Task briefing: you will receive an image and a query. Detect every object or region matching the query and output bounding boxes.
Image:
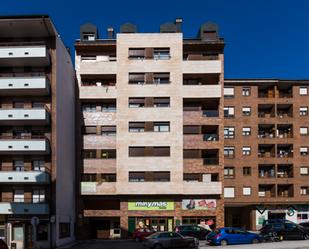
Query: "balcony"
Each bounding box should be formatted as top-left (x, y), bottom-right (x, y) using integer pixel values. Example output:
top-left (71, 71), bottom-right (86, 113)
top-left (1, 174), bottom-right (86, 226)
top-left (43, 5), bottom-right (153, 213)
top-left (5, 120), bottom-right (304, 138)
top-left (0, 75), bottom-right (50, 95)
top-left (277, 164), bottom-right (293, 178)
top-left (0, 43), bottom-right (50, 67)
top-left (0, 171), bottom-right (49, 183)
top-left (277, 144), bottom-right (293, 158)
top-left (277, 104), bottom-right (293, 118)
top-left (183, 181), bottom-right (221, 195)
top-left (277, 184), bottom-right (294, 198)
top-left (259, 165), bottom-right (276, 178)
top-left (81, 182), bottom-right (116, 195)
top-left (258, 184), bottom-right (276, 198)
top-left (258, 144), bottom-right (275, 158)
top-left (0, 108), bottom-right (49, 125)
top-left (258, 124), bottom-right (275, 139)
top-left (0, 201), bottom-right (49, 215)
top-left (0, 138), bottom-right (50, 154)
top-left (83, 135), bottom-right (116, 150)
top-left (258, 104), bottom-right (275, 118)
top-left (182, 85), bottom-right (221, 98)
top-left (83, 159), bottom-right (116, 173)
top-left (182, 60), bottom-right (221, 74)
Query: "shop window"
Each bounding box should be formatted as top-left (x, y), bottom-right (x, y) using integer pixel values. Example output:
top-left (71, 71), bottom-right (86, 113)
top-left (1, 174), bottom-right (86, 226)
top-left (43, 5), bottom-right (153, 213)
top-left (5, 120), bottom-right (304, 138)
top-left (37, 223), bottom-right (49, 241)
top-left (59, 223), bottom-right (70, 239)
top-left (242, 87), bottom-right (251, 96)
top-left (12, 226), bottom-right (24, 241)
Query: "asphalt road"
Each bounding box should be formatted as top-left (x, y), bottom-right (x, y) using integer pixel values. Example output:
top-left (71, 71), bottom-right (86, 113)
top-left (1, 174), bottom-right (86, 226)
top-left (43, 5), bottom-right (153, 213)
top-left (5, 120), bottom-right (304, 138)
top-left (68, 240), bottom-right (309, 249)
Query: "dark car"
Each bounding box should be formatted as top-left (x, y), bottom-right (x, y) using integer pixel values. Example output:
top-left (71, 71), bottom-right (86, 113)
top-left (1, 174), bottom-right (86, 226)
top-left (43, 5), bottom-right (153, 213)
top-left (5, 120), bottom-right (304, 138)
top-left (0, 239), bottom-right (8, 249)
top-left (133, 228), bottom-right (155, 242)
top-left (143, 232), bottom-right (199, 249)
top-left (206, 227), bottom-right (261, 246)
top-left (174, 225), bottom-right (210, 240)
top-left (299, 222), bottom-right (309, 229)
top-left (260, 221), bottom-right (309, 240)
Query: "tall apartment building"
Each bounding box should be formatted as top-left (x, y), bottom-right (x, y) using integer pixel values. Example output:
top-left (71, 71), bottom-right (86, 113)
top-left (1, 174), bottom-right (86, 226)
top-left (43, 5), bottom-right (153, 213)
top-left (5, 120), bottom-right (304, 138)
top-left (223, 79), bottom-right (309, 230)
top-left (0, 15), bottom-right (75, 248)
top-left (75, 19), bottom-right (225, 239)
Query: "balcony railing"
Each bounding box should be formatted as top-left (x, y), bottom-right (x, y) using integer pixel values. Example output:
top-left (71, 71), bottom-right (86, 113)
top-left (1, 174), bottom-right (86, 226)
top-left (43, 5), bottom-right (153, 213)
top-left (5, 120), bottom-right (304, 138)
top-left (203, 158), bottom-right (219, 165)
top-left (202, 110), bottom-right (219, 117)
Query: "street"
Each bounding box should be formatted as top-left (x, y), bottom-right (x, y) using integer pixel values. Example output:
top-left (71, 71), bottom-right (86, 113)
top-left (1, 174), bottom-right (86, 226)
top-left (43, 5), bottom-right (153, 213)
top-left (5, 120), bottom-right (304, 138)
top-left (68, 240), bottom-right (309, 249)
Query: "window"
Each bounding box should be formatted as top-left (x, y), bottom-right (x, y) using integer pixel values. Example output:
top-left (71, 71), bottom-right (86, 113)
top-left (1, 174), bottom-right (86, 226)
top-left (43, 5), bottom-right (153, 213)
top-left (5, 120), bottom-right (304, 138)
top-left (33, 189), bottom-right (45, 203)
top-left (32, 160), bottom-right (45, 171)
top-left (300, 167), bottom-right (309, 175)
top-left (243, 187), bottom-right (251, 196)
top-left (154, 122), bottom-right (170, 132)
top-left (81, 55), bottom-right (96, 61)
top-left (82, 150), bottom-right (96, 159)
top-left (224, 146), bottom-right (235, 158)
top-left (101, 126), bottom-right (116, 136)
top-left (224, 167), bottom-right (235, 179)
top-left (14, 190), bottom-right (24, 203)
top-left (128, 48), bottom-right (145, 59)
top-left (101, 103), bottom-right (116, 112)
top-left (242, 127), bottom-right (251, 136)
top-left (300, 187), bottom-right (309, 196)
top-left (13, 160), bottom-right (24, 171)
top-left (129, 73), bottom-right (145, 84)
top-left (242, 107), bottom-right (251, 116)
top-left (300, 107), bottom-right (308, 116)
top-left (129, 172), bottom-right (145, 182)
top-left (153, 48), bottom-right (170, 60)
top-left (13, 101), bottom-right (24, 108)
top-left (300, 127), bottom-right (308, 136)
top-left (154, 97), bottom-right (170, 107)
top-left (224, 106), bottom-right (235, 118)
top-left (129, 171), bottom-right (170, 182)
top-left (223, 87), bottom-right (234, 98)
top-left (128, 147), bottom-right (170, 157)
top-left (101, 150), bottom-right (116, 159)
top-left (300, 87), bottom-right (308, 96)
top-left (242, 87), bottom-right (251, 96)
top-left (224, 187), bottom-right (235, 198)
top-left (83, 126), bottom-right (96, 135)
top-left (300, 147), bottom-right (309, 156)
top-left (129, 98), bottom-right (145, 108)
top-left (153, 73), bottom-right (170, 84)
top-left (32, 102), bottom-right (45, 109)
top-left (243, 167), bottom-right (251, 176)
top-left (82, 104), bottom-right (96, 112)
top-left (224, 127), bottom-right (235, 139)
top-left (242, 147), bottom-right (251, 156)
top-left (59, 223), bottom-right (71, 239)
top-left (129, 122), bottom-right (145, 132)
top-left (82, 33), bottom-right (95, 41)
top-left (82, 174), bottom-right (96, 182)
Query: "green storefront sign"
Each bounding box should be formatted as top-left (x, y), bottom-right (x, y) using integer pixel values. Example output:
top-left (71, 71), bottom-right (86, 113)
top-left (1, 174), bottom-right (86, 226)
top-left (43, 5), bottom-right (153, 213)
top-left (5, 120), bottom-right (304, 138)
top-left (128, 201), bottom-right (174, 211)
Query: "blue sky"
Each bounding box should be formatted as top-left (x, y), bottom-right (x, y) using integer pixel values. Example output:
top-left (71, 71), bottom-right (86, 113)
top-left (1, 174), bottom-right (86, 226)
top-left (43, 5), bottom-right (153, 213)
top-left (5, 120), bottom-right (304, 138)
top-left (1, 0), bottom-right (309, 79)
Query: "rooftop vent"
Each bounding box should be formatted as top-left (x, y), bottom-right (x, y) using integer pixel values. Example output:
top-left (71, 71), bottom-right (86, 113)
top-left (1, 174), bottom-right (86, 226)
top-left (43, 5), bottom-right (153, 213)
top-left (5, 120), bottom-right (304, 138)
top-left (80, 23), bottom-right (98, 41)
top-left (199, 22), bottom-right (219, 41)
top-left (120, 23), bottom-right (137, 33)
top-left (160, 18), bottom-right (183, 33)
top-left (107, 27), bottom-right (114, 39)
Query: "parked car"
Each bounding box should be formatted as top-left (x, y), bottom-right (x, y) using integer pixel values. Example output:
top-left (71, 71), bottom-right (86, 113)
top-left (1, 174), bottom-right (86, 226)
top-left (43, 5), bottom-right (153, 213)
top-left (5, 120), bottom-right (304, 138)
top-left (206, 227), bottom-right (261, 246)
top-left (174, 225), bottom-right (210, 240)
top-left (299, 222), bottom-right (309, 229)
top-left (133, 228), bottom-right (155, 242)
top-left (260, 221), bottom-right (309, 240)
top-left (143, 232), bottom-right (199, 249)
top-left (0, 239), bottom-right (8, 249)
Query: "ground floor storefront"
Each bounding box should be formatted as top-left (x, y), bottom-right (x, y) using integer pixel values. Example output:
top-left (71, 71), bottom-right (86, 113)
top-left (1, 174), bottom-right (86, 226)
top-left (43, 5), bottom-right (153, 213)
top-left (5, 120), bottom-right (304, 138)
top-left (78, 196), bottom-right (223, 239)
top-left (0, 214), bottom-right (50, 249)
top-left (225, 204), bottom-right (309, 230)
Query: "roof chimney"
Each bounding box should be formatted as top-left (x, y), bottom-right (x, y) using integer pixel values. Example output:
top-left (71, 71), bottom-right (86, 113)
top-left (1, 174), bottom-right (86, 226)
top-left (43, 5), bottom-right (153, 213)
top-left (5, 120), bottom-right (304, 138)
top-left (107, 27), bottom-right (114, 39)
top-left (175, 18), bottom-right (183, 32)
